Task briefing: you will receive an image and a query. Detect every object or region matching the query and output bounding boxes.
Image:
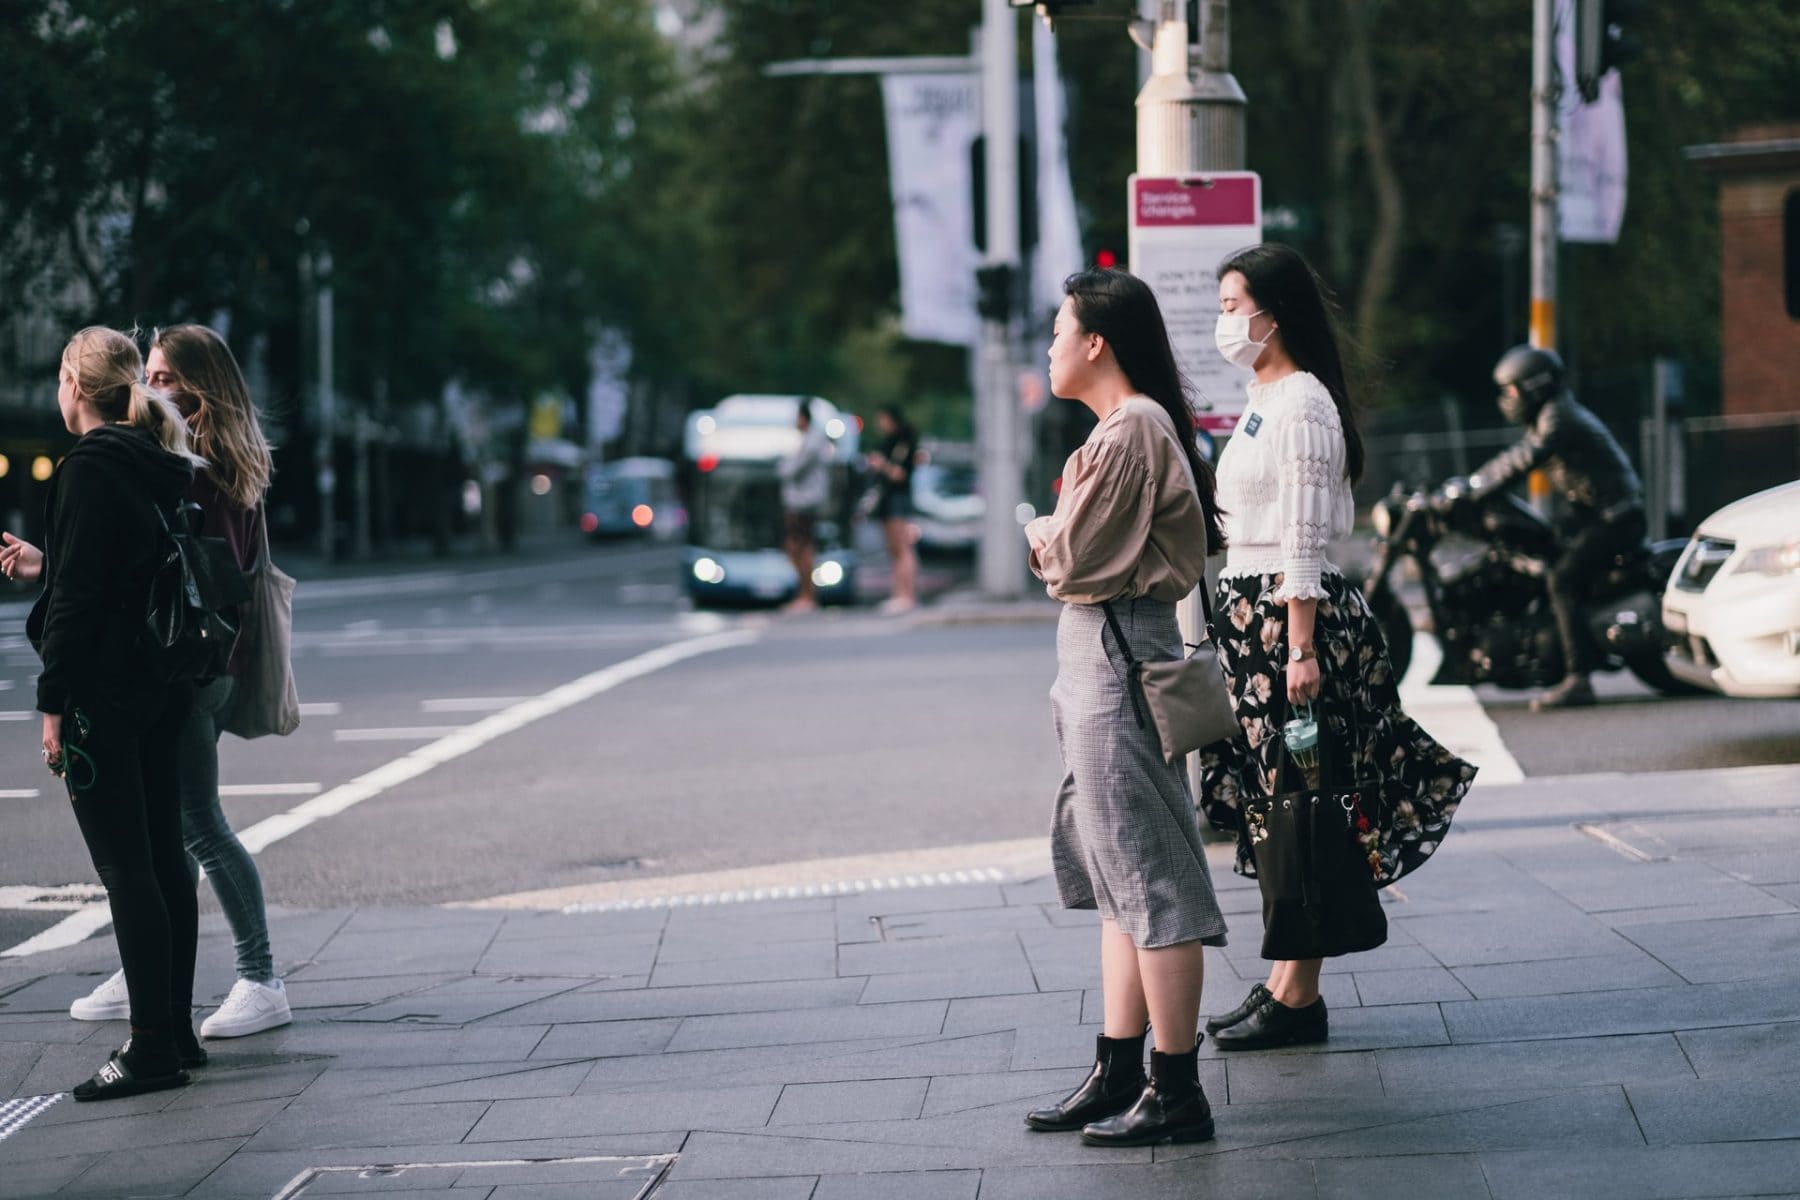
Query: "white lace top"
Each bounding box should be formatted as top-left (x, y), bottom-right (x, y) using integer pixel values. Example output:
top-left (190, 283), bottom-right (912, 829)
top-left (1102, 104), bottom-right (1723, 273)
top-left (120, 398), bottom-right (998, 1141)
top-left (1213, 371), bottom-right (1354, 601)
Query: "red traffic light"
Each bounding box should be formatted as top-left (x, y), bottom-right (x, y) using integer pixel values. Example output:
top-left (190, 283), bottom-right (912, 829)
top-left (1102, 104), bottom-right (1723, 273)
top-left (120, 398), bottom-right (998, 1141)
top-left (1095, 248), bottom-right (1118, 269)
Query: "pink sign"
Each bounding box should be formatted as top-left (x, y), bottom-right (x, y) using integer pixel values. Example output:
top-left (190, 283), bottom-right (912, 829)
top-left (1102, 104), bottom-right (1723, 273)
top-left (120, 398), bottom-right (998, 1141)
top-left (1133, 177), bottom-right (1258, 227)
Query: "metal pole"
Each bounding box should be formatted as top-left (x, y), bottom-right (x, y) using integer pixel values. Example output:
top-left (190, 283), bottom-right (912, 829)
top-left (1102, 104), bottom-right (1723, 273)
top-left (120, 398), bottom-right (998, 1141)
top-left (977, 0), bottom-right (1024, 599)
top-left (1136, 0), bottom-right (1244, 800)
top-left (315, 250), bottom-right (337, 564)
top-left (1529, 0), bottom-right (1558, 351)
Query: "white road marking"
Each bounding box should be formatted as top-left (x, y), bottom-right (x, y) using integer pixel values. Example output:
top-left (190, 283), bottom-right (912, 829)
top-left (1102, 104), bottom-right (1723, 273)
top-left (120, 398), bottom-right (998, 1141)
top-left (420, 697), bottom-right (531, 713)
top-left (297, 702), bottom-right (342, 717)
top-left (0, 629), bottom-right (760, 958)
top-left (333, 726), bottom-right (469, 742)
top-left (0, 884), bottom-right (107, 910)
top-left (0, 679), bottom-right (15, 690)
top-left (1398, 632), bottom-right (1526, 784)
top-left (0, 789), bottom-right (40, 799)
top-left (0, 711), bottom-right (33, 721)
top-left (218, 783), bottom-right (323, 798)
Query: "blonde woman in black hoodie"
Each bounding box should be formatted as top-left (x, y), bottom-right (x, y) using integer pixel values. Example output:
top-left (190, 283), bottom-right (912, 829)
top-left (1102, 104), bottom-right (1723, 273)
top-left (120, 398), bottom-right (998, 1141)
top-left (25, 327), bottom-right (207, 1100)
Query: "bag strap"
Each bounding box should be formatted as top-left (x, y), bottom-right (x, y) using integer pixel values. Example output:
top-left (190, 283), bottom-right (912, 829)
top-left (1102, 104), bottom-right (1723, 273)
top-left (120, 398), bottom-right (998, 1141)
top-left (1099, 601), bottom-right (1150, 732)
top-left (254, 504), bottom-right (271, 571)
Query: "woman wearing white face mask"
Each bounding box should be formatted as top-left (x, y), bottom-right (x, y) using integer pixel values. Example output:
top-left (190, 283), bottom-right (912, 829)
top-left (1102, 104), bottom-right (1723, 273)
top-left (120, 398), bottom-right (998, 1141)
top-left (1197, 243), bottom-right (1476, 1051)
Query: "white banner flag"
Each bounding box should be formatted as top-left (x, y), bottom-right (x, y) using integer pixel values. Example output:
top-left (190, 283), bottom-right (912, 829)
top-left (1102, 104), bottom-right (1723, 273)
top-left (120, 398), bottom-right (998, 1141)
top-left (880, 73), bottom-right (982, 347)
top-left (1555, 0), bottom-right (1628, 243)
top-left (1030, 20), bottom-right (1085, 324)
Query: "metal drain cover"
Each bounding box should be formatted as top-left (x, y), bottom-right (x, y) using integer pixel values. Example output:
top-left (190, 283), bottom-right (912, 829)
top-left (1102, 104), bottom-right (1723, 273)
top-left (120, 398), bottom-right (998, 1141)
top-left (272, 1153), bottom-right (675, 1198)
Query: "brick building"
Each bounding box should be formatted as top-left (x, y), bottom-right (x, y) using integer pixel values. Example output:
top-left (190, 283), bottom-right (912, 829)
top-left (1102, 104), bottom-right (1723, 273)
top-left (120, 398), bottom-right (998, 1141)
top-left (1687, 123), bottom-right (1800, 416)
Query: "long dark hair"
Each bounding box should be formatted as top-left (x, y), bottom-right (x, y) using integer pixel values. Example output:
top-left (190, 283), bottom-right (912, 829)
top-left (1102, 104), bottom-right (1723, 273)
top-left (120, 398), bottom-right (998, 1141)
top-left (1216, 243), bottom-right (1365, 484)
top-left (1064, 268), bottom-right (1227, 552)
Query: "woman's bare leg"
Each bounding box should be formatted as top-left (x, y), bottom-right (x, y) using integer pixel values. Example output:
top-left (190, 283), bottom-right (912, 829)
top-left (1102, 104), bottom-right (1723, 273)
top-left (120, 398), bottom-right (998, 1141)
top-left (1137, 940), bottom-right (1205, 1053)
top-left (1100, 919), bottom-right (1150, 1037)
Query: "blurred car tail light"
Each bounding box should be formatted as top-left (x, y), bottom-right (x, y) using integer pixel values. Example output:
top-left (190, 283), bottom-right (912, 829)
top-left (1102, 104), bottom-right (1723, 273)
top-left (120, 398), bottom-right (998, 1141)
top-left (632, 504), bottom-right (654, 528)
top-left (579, 512), bottom-right (599, 533)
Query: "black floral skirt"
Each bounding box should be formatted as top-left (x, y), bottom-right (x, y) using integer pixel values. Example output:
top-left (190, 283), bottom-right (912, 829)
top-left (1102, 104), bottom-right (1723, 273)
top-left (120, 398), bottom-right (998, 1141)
top-left (1199, 570), bottom-right (1477, 885)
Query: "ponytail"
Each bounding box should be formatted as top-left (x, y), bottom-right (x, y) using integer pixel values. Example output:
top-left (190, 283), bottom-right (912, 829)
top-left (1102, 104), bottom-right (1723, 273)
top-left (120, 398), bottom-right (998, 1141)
top-left (127, 382), bottom-right (206, 468)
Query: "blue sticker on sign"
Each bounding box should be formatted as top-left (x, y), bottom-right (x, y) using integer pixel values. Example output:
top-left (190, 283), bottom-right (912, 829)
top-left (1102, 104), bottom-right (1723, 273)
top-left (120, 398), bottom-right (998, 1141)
top-left (1243, 413), bottom-right (1263, 437)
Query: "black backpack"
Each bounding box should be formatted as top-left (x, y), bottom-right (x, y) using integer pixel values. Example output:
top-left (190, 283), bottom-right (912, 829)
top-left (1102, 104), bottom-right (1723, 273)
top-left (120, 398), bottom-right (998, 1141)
top-left (142, 501), bottom-right (251, 684)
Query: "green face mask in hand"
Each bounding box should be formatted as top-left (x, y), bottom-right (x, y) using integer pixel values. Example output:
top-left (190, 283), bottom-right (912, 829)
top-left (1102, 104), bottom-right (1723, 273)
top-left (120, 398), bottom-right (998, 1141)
top-left (48, 708), bottom-right (98, 796)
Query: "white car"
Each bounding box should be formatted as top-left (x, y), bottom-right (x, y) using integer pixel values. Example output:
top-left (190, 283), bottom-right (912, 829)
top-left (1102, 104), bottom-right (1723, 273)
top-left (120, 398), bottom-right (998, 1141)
top-left (1661, 479), bottom-right (1800, 698)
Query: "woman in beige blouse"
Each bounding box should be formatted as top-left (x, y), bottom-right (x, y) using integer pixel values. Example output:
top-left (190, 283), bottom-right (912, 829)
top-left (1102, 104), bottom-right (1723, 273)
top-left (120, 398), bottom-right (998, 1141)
top-left (1020, 268), bottom-right (1230, 1148)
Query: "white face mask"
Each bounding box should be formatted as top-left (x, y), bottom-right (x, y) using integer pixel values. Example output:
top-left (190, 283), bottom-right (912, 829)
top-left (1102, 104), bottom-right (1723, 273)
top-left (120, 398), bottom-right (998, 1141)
top-left (1214, 308), bottom-right (1272, 370)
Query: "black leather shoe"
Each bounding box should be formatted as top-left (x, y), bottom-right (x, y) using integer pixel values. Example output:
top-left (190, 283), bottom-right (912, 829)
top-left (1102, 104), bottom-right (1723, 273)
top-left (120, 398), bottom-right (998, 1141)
top-left (1024, 1032), bottom-right (1146, 1132)
top-left (1205, 983), bottom-right (1271, 1034)
top-left (1081, 1047), bottom-right (1215, 1147)
top-left (1212, 995), bottom-right (1328, 1051)
top-left (72, 1046), bottom-right (190, 1103)
top-left (1531, 673), bottom-right (1595, 711)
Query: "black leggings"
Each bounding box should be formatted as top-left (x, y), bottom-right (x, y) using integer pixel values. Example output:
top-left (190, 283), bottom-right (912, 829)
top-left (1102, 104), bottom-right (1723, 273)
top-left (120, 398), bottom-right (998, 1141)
top-left (65, 690), bottom-right (197, 1036)
top-left (1548, 510), bottom-right (1647, 675)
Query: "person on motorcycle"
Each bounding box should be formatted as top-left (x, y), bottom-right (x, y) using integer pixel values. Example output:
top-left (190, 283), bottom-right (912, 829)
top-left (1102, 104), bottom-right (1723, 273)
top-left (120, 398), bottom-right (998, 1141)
top-left (1452, 345), bottom-right (1646, 710)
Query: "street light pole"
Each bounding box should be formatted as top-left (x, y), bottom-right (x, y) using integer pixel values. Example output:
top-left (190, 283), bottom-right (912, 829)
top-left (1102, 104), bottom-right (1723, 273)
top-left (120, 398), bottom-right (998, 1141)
top-left (977, 0), bottom-right (1025, 600)
top-left (1529, 0), bottom-right (1558, 352)
top-left (315, 249), bottom-right (337, 564)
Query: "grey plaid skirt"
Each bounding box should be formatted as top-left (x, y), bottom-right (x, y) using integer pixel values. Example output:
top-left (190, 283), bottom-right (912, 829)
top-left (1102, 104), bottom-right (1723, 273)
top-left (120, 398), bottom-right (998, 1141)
top-left (1049, 599), bottom-right (1229, 949)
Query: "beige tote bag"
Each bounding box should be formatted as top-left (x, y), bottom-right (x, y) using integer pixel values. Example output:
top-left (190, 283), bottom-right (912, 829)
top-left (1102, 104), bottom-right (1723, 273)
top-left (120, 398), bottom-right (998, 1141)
top-left (221, 510), bottom-right (300, 739)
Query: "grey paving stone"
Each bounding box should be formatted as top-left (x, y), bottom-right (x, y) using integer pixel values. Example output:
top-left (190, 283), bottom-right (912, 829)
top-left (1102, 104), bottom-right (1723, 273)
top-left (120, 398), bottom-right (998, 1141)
top-left (1376, 1032), bottom-right (1696, 1095)
top-left (1013, 1022), bottom-right (1108, 1071)
top-left (1224, 1050), bottom-right (1382, 1104)
top-left (0, 974), bottom-right (111, 1015)
top-left (837, 886), bottom-right (1010, 921)
top-left (942, 992), bottom-right (1082, 1036)
top-left (496, 907), bottom-right (670, 939)
top-left (476, 935), bottom-right (663, 977)
top-left (529, 1018), bottom-right (681, 1060)
top-left (340, 977), bottom-right (591, 1026)
top-left (1449, 951), bottom-right (1684, 999)
top-left (487, 978), bottom-right (869, 1026)
top-left (577, 1035), bottom-right (1004, 1094)
top-left (1676, 1021), bottom-right (1800, 1080)
top-left (3, 1096), bottom-right (287, 1163)
top-left (650, 941), bottom-right (839, 988)
top-left (488, 1186), bottom-right (641, 1200)
top-left (291, 1061), bottom-right (591, 1105)
top-left (1313, 1153), bottom-right (1492, 1200)
top-left (358, 1060), bottom-right (597, 1104)
top-left (467, 1085), bottom-right (782, 1140)
top-left (453, 1157), bottom-right (673, 1187)
top-left (874, 906), bottom-right (1052, 940)
top-left (187, 1137), bottom-right (686, 1198)
top-left (1628, 1076), bottom-right (1800, 1145)
top-left (654, 1180), bottom-right (818, 1200)
top-left (1481, 1142), bottom-right (1800, 1200)
top-left (858, 964), bottom-right (1040, 1004)
top-left (976, 1159), bottom-right (1319, 1200)
top-left (0, 1014), bottom-right (110, 1047)
top-left (266, 1022), bottom-right (555, 1067)
top-left (811, 1169), bottom-right (981, 1200)
top-left (0, 1150), bottom-right (96, 1196)
top-left (282, 973), bottom-right (470, 1010)
top-left (56, 1134), bottom-right (247, 1198)
top-left (1441, 979), bottom-right (1800, 1043)
top-left (771, 1078), bottom-right (929, 1125)
top-left (659, 908), bottom-right (837, 948)
top-left (1223, 1086), bottom-right (1645, 1159)
top-left (242, 1100), bottom-right (491, 1152)
top-left (1351, 965), bottom-right (1474, 1006)
top-left (0, 1040), bottom-right (41, 1094)
top-left (999, 878), bottom-right (1062, 907)
top-left (667, 1001), bottom-right (947, 1053)
top-left (1016, 928), bottom-right (1104, 993)
top-left (1397, 907), bottom-right (1633, 968)
top-left (1286, 1001), bottom-right (1448, 1053)
top-left (1616, 912), bottom-right (1800, 984)
top-left (163, 1059), bottom-right (330, 1110)
top-left (837, 910), bottom-right (888, 944)
top-left (838, 933), bottom-right (1029, 979)
top-left (920, 1067), bottom-right (1100, 1119)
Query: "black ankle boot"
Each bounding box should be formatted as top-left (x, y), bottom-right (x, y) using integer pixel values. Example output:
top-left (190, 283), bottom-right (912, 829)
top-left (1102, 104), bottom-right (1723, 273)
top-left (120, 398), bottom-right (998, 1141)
top-left (1205, 982), bottom-right (1271, 1034)
top-left (1080, 1046), bottom-right (1215, 1147)
top-left (1212, 995), bottom-right (1329, 1051)
top-left (1024, 1032), bottom-right (1146, 1132)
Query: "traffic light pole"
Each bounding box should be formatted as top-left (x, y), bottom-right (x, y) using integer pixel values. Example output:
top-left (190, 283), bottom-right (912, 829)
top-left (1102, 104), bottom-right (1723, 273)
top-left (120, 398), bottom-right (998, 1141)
top-left (976, 0), bottom-right (1026, 600)
top-left (1529, 0), bottom-right (1558, 352)
top-left (1135, 0), bottom-right (1244, 798)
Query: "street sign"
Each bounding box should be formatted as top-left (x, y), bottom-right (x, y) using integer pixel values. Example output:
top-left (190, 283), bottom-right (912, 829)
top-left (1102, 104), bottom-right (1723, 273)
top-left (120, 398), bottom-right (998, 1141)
top-left (1128, 172), bottom-right (1262, 435)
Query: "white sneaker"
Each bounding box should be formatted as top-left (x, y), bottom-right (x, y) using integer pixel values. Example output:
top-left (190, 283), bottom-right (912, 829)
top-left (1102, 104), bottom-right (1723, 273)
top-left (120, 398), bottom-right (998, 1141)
top-left (200, 978), bottom-right (292, 1039)
top-left (70, 969), bottom-right (130, 1022)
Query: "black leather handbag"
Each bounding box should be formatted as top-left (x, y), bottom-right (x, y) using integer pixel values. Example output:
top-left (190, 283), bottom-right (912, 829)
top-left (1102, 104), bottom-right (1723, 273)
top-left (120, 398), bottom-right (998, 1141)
top-left (1243, 699), bottom-right (1389, 961)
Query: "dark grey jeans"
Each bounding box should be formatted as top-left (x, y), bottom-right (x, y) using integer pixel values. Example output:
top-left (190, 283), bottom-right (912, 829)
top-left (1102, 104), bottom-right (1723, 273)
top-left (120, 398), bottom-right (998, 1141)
top-left (180, 676), bottom-right (275, 983)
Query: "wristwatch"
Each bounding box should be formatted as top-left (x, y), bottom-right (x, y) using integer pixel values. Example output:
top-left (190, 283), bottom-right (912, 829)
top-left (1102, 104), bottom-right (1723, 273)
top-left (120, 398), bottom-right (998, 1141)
top-left (1289, 643), bottom-right (1317, 664)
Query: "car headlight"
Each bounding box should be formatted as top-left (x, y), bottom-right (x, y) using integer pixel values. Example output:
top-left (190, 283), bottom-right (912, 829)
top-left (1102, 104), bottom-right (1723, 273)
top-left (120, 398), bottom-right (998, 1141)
top-left (1733, 537), bottom-right (1800, 577)
top-left (812, 561), bottom-right (845, 588)
top-left (693, 557), bottom-right (725, 584)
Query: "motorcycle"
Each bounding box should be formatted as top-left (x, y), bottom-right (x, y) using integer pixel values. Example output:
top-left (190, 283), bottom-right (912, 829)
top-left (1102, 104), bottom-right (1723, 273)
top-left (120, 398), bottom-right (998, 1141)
top-left (1359, 478), bottom-right (1694, 695)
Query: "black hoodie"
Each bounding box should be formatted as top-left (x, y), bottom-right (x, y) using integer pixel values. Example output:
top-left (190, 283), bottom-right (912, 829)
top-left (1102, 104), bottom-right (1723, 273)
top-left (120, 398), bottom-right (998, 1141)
top-left (28, 423), bottom-right (195, 723)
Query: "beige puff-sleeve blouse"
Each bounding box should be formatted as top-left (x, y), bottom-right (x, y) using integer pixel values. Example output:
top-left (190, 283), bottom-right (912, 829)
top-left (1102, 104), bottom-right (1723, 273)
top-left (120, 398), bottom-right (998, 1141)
top-left (1025, 396), bottom-right (1212, 605)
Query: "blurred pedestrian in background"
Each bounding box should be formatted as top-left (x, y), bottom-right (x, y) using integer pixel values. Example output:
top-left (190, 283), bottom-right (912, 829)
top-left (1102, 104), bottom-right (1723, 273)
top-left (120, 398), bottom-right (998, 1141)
top-left (61, 326), bottom-right (292, 1041)
top-left (1199, 243), bottom-right (1476, 1051)
top-left (1022, 268), bottom-right (1229, 1148)
top-left (20, 327), bottom-right (206, 1100)
top-left (865, 404), bottom-right (919, 615)
top-left (777, 400), bottom-right (831, 614)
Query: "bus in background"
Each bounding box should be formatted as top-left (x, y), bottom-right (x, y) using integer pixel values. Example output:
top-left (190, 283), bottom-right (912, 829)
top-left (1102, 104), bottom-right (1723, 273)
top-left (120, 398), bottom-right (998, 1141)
top-left (682, 394), bottom-right (860, 607)
top-left (581, 456), bottom-right (684, 540)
